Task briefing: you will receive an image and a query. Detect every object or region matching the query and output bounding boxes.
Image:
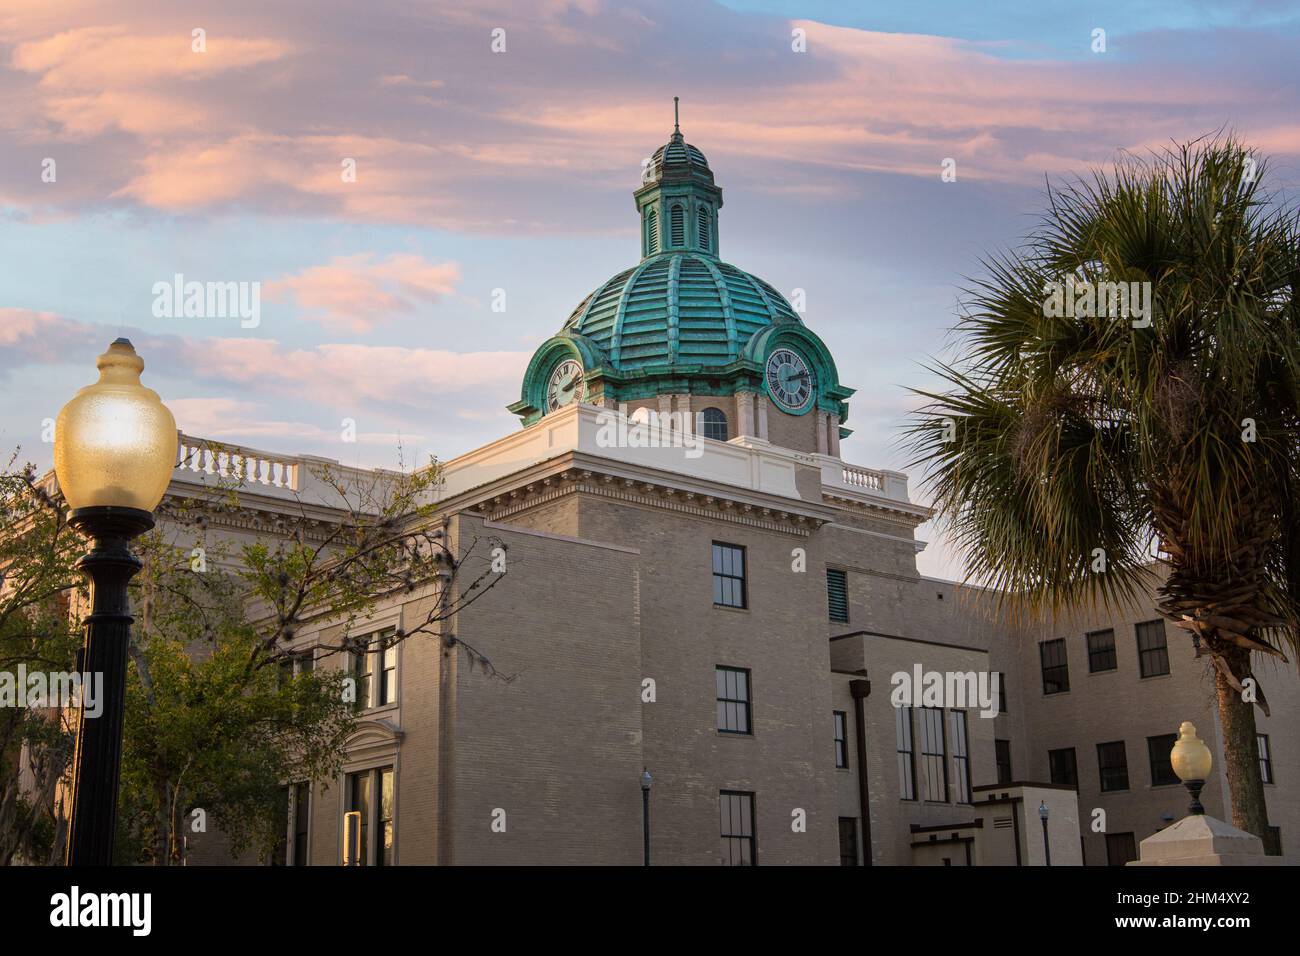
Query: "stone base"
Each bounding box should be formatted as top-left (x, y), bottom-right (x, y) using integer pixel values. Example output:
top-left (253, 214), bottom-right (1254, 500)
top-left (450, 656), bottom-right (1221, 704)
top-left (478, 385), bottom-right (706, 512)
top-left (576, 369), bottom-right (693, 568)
top-left (1128, 814), bottom-right (1283, 866)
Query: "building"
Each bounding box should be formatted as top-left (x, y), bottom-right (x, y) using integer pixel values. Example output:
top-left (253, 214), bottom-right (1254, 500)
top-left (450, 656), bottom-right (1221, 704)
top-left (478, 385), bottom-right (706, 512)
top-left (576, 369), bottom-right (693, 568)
top-left (71, 118), bottom-right (1300, 865)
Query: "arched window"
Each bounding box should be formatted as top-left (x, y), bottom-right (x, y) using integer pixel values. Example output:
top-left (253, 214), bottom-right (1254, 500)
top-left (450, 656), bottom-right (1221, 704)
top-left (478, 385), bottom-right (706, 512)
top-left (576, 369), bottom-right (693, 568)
top-left (697, 407), bottom-right (728, 442)
top-left (670, 204), bottom-right (685, 247)
top-left (697, 206), bottom-right (710, 252)
top-left (646, 209), bottom-right (658, 254)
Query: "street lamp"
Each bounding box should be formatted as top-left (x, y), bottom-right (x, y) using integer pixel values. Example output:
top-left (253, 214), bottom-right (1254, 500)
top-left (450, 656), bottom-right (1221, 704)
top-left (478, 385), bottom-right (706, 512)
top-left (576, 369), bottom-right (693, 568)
top-left (1038, 800), bottom-right (1051, 866)
top-left (1170, 720), bottom-right (1213, 816)
top-left (54, 339), bottom-right (176, 865)
top-left (640, 768), bottom-right (652, 866)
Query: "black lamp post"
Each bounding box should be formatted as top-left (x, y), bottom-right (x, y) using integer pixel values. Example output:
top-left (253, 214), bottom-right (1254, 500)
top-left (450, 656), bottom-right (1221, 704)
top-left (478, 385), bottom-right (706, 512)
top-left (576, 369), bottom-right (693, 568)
top-left (1038, 801), bottom-right (1051, 866)
top-left (640, 768), bottom-right (652, 866)
top-left (54, 340), bottom-right (176, 866)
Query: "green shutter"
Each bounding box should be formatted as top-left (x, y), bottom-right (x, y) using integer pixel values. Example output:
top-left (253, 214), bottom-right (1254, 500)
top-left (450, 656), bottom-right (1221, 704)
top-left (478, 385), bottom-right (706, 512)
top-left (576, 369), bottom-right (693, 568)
top-left (827, 568), bottom-right (849, 623)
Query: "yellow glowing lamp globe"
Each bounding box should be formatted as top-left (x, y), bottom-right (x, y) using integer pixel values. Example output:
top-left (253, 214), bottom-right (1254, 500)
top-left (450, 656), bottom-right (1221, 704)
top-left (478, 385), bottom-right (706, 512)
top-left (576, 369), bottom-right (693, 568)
top-left (1170, 721), bottom-right (1213, 782)
top-left (54, 339), bottom-right (177, 512)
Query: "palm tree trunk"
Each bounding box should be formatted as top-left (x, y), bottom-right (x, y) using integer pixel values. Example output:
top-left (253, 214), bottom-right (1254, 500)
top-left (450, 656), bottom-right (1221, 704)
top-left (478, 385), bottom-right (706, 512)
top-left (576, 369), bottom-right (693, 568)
top-left (1214, 644), bottom-right (1269, 841)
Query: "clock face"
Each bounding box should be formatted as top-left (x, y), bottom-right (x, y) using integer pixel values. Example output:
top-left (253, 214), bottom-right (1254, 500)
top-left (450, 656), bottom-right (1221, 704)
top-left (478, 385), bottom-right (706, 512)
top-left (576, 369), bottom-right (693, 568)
top-left (765, 347), bottom-right (815, 412)
top-left (546, 358), bottom-right (585, 411)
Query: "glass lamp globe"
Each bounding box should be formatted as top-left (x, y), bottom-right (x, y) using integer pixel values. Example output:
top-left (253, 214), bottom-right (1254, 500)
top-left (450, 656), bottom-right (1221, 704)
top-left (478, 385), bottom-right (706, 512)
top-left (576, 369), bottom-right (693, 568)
top-left (53, 339), bottom-right (177, 512)
top-left (1170, 721), bottom-right (1213, 782)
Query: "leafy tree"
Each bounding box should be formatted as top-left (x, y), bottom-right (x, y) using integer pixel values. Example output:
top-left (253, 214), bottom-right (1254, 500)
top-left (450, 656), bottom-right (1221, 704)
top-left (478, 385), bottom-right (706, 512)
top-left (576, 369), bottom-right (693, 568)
top-left (906, 138), bottom-right (1300, 841)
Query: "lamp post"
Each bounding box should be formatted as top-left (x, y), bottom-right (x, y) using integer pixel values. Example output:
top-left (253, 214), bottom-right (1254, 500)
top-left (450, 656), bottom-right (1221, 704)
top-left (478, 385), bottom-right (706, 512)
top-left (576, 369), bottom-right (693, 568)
top-left (640, 768), bottom-right (652, 866)
top-left (1038, 801), bottom-right (1051, 866)
top-left (1170, 721), bottom-right (1213, 815)
top-left (54, 339), bottom-right (177, 866)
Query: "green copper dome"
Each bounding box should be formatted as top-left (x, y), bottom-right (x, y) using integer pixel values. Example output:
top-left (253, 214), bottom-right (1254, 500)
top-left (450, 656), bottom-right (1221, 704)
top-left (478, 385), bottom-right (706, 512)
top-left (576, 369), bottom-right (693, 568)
top-left (562, 251), bottom-right (800, 370)
top-left (510, 102), bottom-right (854, 429)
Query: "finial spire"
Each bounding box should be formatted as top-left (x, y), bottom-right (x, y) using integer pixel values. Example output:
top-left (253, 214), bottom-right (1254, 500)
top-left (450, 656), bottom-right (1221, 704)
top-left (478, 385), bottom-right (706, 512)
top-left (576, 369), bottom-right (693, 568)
top-left (673, 96), bottom-right (680, 135)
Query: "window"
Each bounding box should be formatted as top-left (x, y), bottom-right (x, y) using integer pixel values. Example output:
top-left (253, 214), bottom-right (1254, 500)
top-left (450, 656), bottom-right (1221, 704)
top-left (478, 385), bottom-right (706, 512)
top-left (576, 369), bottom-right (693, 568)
top-left (670, 204), bottom-right (685, 247)
top-left (697, 407), bottom-right (728, 442)
top-left (1097, 741), bottom-right (1130, 792)
top-left (292, 782), bottom-right (310, 866)
top-left (1259, 734), bottom-right (1273, 784)
top-left (826, 568), bottom-right (849, 623)
top-left (1266, 826), bottom-right (1282, 857)
top-left (838, 818), bottom-right (859, 866)
top-left (351, 638), bottom-right (372, 711)
top-left (697, 206), bottom-right (711, 252)
top-left (1086, 628), bottom-right (1117, 672)
top-left (951, 711), bottom-right (972, 803)
top-left (997, 672), bottom-right (1007, 715)
top-left (646, 209), bottom-right (658, 253)
top-left (1039, 639), bottom-right (1070, 694)
top-left (351, 630), bottom-right (396, 709)
top-left (833, 711), bottom-right (848, 768)
top-left (346, 766), bottom-right (395, 866)
top-left (719, 791), bottom-right (756, 865)
top-left (272, 786), bottom-right (289, 865)
top-left (1136, 620), bottom-right (1170, 677)
top-left (1105, 831), bottom-right (1137, 866)
top-left (1147, 733), bottom-right (1178, 786)
top-left (712, 542), bottom-right (747, 609)
top-left (716, 667), bottom-right (752, 735)
top-left (896, 707), bottom-right (916, 800)
top-left (1048, 747), bottom-right (1078, 787)
top-left (919, 707), bottom-right (948, 802)
top-left (996, 739), bottom-right (1013, 784)
top-left (378, 639), bottom-right (397, 706)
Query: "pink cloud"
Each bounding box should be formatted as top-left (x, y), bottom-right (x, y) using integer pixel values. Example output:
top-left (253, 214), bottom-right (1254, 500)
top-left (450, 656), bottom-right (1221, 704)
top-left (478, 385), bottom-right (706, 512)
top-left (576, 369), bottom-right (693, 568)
top-left (264, 254), bottom-right (461, 333)
top-left (2, 1), bottom-right (1295, 228)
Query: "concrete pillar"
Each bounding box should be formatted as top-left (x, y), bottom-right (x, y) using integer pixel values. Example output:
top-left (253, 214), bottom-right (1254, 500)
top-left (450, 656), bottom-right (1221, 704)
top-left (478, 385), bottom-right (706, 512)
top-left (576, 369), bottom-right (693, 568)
top-left (828, 414), bottom-right (841, 458)
top-left (736, 392), bottom-right (756, 438)
top-left (676, 394), bottom-right (693, 438)
top-left (816, 411), bottom-right (829, 455)
top-left (756, 395), bottom-right (770, 441)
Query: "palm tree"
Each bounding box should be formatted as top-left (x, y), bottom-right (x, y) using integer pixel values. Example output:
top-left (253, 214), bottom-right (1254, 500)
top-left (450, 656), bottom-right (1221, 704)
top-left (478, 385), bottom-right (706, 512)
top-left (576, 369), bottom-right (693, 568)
top-left (905, 138), bottom-right (1300, 842)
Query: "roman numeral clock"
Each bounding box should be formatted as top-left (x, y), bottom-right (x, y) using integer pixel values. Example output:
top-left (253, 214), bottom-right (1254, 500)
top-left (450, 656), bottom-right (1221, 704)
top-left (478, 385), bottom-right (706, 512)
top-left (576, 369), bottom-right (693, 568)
top-left (764, 346), bottom-right (815, 412)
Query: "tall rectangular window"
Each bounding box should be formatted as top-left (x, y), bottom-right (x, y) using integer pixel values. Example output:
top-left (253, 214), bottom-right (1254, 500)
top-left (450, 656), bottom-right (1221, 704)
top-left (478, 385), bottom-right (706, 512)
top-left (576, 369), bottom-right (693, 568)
top-left (1105, 832), bottom-right (1137, 866)
top-left (719, 791), bottom-right (756, 866)
top-left (1086, 628), bottom-right (1117, 672)
top-left (896, 707), bottom-right (916, 800)
top-left (378, 639), bottom-right (397, 706)
top-left (1136, 620), bottom-right (1170, 677)
top-left (715, 667), bottom-right (752, 735)
top-left (1147, 734), bottom-right (1178, 786)
top-left (1097, 741), bottom-right (1130, 792)
top-left (838, 817), bottom-right (859, 866)
top-left (712, 542), bottom-right (747, 609)
top-left (833, 711), bottom-right (848, 768)
top-left (346, 766), bottom-right (394, 866)
top-left (950, 711), bottom-right (972, 804)
top-left (351, 637), bottom-right (372, 711)
top-left (995, 738), bottom-right (1012, 784)
top-left (997, 672), bottom-right (1007, 715)
top-left (1039, 639), bottom-right (1069, 694)
top-left (1048, 747), bottom-right (1078, 787)
top-left (826, 568), bottom-right (849, 623)
top-left (1258, 734), bottom-right (1273, 784)
top-left (919, 707), bottom-right (948, 802)
top-left (292, 781), bottom-right (310, 866)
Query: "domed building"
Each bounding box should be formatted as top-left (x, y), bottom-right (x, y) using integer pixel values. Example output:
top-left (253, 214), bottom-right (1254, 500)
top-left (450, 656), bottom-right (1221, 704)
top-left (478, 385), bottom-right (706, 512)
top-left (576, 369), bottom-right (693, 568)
top-left (510, 114), bottom-right (854, 458)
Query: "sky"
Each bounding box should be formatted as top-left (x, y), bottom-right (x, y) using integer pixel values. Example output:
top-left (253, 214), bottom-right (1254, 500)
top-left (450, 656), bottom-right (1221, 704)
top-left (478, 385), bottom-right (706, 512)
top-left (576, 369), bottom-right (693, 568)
top-left (2, 0), bottom-right (1299, 579)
